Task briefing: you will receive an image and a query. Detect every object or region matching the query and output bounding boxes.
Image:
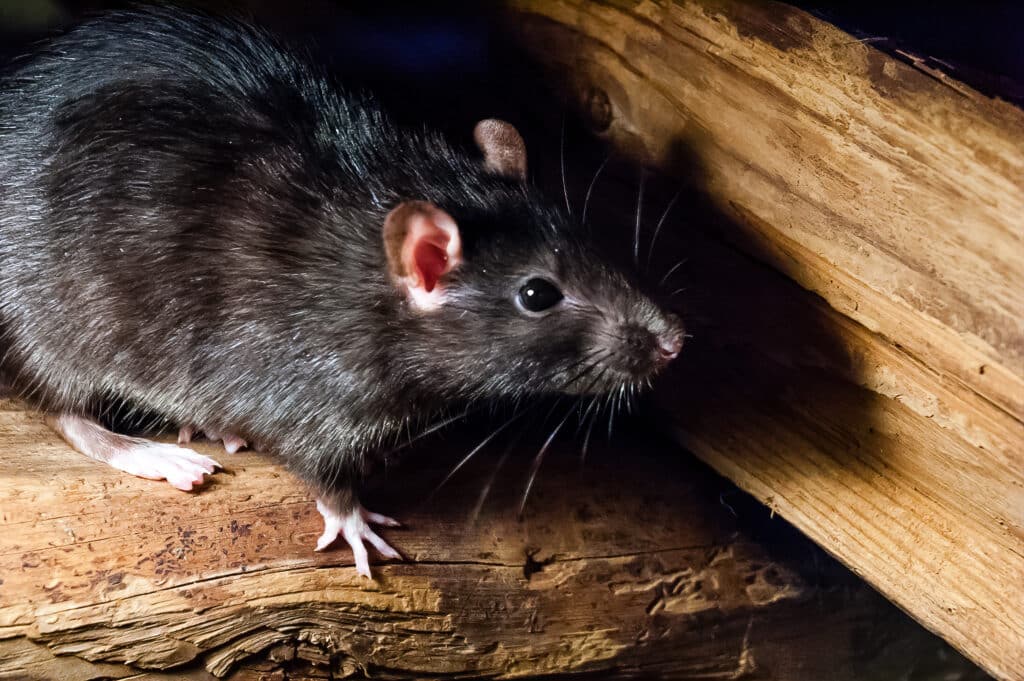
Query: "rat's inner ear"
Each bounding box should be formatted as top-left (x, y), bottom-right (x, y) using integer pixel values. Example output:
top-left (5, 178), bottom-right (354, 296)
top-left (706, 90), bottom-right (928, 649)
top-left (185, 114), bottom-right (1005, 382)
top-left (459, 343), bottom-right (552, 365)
top-left (383, 200), bottom-right (463, 311)
top-left (473, 118), bottom-right (527, 181)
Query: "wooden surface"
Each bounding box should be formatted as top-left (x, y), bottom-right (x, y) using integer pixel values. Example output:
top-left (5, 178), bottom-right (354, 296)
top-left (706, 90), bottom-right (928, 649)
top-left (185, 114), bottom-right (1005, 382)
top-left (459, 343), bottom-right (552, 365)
top-left (0, 397), bottom-right (987, 680)
top-left (501, 1), bottom-right (1024, 679)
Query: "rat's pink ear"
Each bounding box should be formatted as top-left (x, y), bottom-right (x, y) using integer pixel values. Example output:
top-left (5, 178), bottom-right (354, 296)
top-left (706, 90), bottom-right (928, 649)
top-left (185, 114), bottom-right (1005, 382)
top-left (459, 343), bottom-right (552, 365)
top-left (473, 118), bottom-right (527, 181)
top-left (383, 201), bottom-right (462, 311)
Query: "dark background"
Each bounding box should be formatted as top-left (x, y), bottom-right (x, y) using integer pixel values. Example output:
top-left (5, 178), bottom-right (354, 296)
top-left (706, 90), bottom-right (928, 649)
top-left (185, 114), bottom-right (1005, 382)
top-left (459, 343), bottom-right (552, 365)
top-left (2, 1), bottom-right (1023, 107)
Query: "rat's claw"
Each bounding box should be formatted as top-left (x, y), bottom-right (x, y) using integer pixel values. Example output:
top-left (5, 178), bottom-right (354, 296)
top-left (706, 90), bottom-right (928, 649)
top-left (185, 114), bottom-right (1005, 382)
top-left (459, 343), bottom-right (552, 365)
top-left (314, 499), bottom-right (402, 577)
top-left (340, 521), bottom-right (372, 578)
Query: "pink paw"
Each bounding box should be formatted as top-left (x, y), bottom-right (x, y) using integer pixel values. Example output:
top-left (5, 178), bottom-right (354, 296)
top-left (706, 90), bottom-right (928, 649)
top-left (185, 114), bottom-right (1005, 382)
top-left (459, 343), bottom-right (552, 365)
top-left (109, 442), bottom-right (221, 491)
top-left (314, 500), bottom-right (401, 578)
top-left (50, 413), bottom-right (222, 492)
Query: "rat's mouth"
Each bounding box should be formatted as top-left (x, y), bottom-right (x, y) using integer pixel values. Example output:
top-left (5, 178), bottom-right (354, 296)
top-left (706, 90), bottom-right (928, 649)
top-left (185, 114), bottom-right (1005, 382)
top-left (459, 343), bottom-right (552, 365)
top-left (536, 315), bottom-right (685, 398)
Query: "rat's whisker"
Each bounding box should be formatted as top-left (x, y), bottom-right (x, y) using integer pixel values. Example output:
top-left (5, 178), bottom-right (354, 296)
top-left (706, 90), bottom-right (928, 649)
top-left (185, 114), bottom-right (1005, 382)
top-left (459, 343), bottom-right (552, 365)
top-left (544, 347), bottom-right (604, 383)
top-left (469, 429), bottom-right (523, 524)
top-left (576, 363), bottom-right (609, 463)
top-left (633, 168), bottom-right (646, 268)
top-left (560, 112), bottom-right (571, 216)
top-left (579, 396), bottom-right (602, 463)
top-left (564, 348), bottom-right (607, 377)
top-left (574, 389), bottom-right (601, 437)
top-left (606, 389), bottom-right (618, 442)
top-left (429, 406), bottom-right (531, 499)
top-left (566, 365), bottom-right (609, 421)
top-left (658, 257), bottom-right (689, 288)
top-left (555, 350), bottom-right (609, 394)
top-left (581, 154), bottom-right (610, 228)
top-left (646, 192), bottom-right (680, 274)
top-left (385, 403), bottom-right (478, 456)
top-left (519, 397), bottom-right (579, 517)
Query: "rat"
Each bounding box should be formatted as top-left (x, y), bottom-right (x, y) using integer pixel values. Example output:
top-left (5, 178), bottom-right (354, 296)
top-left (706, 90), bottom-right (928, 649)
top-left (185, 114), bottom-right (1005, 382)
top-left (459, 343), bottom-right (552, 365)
top-left (0, 8), bottom-right (685, 577)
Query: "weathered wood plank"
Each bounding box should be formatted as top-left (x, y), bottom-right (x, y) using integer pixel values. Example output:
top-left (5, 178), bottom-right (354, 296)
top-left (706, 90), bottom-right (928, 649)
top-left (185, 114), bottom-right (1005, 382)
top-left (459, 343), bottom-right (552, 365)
top-left (500, 1), bottom-right (1024, 679)
top-left (0, 398), bottom-right (983, 679)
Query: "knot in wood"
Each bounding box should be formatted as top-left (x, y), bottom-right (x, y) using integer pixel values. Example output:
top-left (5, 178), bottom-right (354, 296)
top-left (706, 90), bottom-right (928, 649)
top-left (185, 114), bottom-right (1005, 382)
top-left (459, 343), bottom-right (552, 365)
top-left (582, 85), bottom-right (613, 133)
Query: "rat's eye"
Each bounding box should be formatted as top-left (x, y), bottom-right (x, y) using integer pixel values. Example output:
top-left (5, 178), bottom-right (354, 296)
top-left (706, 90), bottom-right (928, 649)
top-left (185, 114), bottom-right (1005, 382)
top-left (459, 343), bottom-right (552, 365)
top-left (516, 277), bottom-right (564, 314)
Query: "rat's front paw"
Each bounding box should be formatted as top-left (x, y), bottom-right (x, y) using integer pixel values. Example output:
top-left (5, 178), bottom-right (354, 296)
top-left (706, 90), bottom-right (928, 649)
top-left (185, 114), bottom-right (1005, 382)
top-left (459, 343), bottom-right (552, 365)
top-left (178, 424), bottom-right (248, 454)
top-left (314, 499), bottom-right (401, 578)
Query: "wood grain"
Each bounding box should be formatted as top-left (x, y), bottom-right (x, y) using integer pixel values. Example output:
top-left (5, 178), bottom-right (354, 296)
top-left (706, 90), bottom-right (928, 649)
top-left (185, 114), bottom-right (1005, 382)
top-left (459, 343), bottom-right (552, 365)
top-left (500, 1), bottom-right (1024, 679)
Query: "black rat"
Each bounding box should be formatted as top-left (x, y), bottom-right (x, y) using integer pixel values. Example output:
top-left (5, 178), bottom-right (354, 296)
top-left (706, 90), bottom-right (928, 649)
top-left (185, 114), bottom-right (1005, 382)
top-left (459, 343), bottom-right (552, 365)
top-left (0, 8), bottom-right (685, 577)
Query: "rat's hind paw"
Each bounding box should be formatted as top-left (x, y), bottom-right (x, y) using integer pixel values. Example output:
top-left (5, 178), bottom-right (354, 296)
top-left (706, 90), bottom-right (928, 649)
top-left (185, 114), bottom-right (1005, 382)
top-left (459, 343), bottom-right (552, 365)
top-left (49, 413), bottom-right (221, 491)
top-left (314, 499), bottom-right (402, 578)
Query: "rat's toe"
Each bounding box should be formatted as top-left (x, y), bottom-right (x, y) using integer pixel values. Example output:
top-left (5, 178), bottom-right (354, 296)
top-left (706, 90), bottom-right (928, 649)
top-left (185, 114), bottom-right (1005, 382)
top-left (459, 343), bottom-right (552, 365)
top-left (221, 434), bottom-right (247, 454)
top-left (363, 509), bottom-right (401, 527)
top-left (315, 527), bottom-right (340, 552)
top-left (362, 526), bottom-right (401, 559)
top-left (342, 523), bottom-right (372, 578)
top-left (174, 448), bottom-right (220, 474)
top-left (314, 499), bottom-right (343, 551)
top-left (177, 425), bottom-right (195, 445)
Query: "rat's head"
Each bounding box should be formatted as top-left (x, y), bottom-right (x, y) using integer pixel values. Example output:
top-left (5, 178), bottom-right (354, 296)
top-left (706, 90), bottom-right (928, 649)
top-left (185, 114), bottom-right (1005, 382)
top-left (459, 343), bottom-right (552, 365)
top-left (382, 119), bottom-right (685, 401)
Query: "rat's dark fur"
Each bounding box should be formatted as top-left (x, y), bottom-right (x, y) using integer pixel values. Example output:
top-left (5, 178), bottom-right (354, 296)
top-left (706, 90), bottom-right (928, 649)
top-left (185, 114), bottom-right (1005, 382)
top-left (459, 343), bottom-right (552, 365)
top-left (0, 9), bottom-right (681, 505)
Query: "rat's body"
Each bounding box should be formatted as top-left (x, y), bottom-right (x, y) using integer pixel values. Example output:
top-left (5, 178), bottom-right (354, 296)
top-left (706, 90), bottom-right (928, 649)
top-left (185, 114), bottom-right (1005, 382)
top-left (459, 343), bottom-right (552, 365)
top-left (0, 9), bottom-right (684, 576)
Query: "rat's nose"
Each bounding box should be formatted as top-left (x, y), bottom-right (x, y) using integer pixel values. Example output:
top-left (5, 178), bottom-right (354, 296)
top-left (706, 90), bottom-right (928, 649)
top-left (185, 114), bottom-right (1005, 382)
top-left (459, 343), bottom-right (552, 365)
top-left (656, 316), bottom-right (686, 362)
top-left (657, 333), bottom-right (683, 361)
top-left (615, 318), bottom-right (685, 374)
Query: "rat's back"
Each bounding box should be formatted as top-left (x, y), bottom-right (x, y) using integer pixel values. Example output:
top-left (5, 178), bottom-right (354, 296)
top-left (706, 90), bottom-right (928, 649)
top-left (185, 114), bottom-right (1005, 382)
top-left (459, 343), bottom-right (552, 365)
top-left (0, 8), bottom-right (397, 422)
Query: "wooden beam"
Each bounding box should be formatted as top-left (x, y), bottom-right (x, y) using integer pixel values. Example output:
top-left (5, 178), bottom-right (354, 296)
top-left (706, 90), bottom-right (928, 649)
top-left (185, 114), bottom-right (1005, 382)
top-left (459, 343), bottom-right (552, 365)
top-left (0, 399), bottom-right (980, 679)
top-left (501, 1), bottom-right (1024, 679)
